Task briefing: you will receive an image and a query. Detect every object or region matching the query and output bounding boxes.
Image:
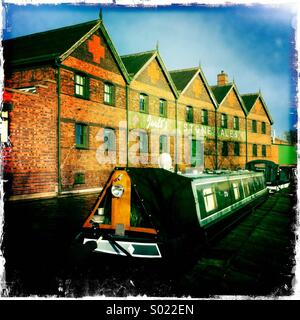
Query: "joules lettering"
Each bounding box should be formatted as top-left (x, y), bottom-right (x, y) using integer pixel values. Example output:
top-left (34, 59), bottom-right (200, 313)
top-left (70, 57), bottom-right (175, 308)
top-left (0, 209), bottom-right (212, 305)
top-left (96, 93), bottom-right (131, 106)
top-left (146, 115), bottom-right (168, 130)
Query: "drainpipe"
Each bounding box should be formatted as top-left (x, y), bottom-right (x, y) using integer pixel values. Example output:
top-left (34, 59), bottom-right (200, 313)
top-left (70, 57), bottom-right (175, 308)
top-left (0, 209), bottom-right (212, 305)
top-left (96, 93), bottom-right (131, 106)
top-left (214, 109), bottom-right (218, 170)
top-left (245, 116), bottom-right (248, 165)
top-left (55, 59), bottom-right (62, 194)
top-left (126, 84), bottom-right (129, 168)
top-left (175, 98), bottom-right (178, 173)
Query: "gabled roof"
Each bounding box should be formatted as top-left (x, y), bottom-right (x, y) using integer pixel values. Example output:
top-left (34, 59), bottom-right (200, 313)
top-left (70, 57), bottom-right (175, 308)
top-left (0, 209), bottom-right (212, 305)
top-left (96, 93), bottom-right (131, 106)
top-left (3, 19), bottom-right (130, 83)
top-left (3, 20), bottom-right (99, 66)
top-left (169, 68), bottom-right (199, 92)
top-left (121, 50), bottom-right (179, 98)
top-left (241, 93), bottom-right (259, 112)
top-left (121, 51), bottom-right (155, 78)
top-left (241, 93), bottom-right (274, 124)
top-left (210, 82), bottom-right (248, 116)
top-left (170, 67), bottom-right (218, 108)
top-left (210, 84), bottom-right (233, 104)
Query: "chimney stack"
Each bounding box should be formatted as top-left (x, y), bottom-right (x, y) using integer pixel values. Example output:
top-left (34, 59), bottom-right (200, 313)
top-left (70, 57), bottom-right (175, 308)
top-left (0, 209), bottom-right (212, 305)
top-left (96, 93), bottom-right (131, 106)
top-left (217, 70), bottom-right (228, 86)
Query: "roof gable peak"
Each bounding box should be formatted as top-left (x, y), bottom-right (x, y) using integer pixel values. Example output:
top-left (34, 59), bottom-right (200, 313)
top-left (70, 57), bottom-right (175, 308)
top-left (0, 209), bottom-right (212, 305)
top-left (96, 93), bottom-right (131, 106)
top-left (241, 92), bottom-right (260, 97)
top-left (169, 67), bottom-right (199, 74)
top-left (210, 82), bottom-right (233, 89)
top-left (59, 19), bottom-right (130, 83)
top-left (120, 50), bottom-right (156, 59)
top-left (121, 50), bottom-right (178, 98)
top-left (242, 92), bottom-right (273, 124)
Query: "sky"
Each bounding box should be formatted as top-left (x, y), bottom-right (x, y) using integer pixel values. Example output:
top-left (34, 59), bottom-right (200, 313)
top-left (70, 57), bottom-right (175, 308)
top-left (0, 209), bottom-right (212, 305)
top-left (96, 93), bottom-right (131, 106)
top-left (1, 1), bottom-right (298, 138)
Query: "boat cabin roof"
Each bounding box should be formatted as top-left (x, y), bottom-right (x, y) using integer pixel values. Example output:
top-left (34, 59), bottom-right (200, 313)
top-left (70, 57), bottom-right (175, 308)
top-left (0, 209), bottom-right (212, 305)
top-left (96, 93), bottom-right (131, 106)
top-left (180, 170), bottom-right (264, 184)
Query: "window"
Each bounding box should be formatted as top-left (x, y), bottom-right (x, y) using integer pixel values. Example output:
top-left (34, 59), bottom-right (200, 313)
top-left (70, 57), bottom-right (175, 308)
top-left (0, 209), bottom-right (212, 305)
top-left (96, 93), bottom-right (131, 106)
top-left (139, 94), bottom-right (148, 113)
top-left (221, 113), bottom-right (228, 128)
top-left (262, 122), bottom-right (266, 134)
top-left (252, 120), bottom-right (257, 133)
top-left (201, 109), bottom-right (208, 125)
top-left (74, 173), bottom-right (85, 185)
top-left (232, 182), bottom-right (240, 200)
top-left (252, 144), bottom-right (257, 157)
top-left (203, 187), bottom-right (217, 212)
top-left (222, 141), bottom-right (228, 156)
top-left (139, 131), bottom-right (148, 153)
top-left (159, 135), bottom-right (168, 154)
top-left (75, 123), bottom-right (88, 148)
top-left (0, 111), bottom-right (8, 143)
top-left (191, 139), bottom-right (203, 167)
top-left (104, 128), bottom-right (116, 151)
top-left (186, 106), bottom-right (193, 123)
top-left (75, 73), bottom-right (89, 99)
top-left (243, 180), bottom-right (250, 197)
top-left (233, 116), bottom-right (239, 130)
top-left (262, 145), bottom-right (266, 157)
top-left (234, 142), bottom-right (240, 156)
top-left (159, 99), bottom-right (167, 117)
top-left (104, 83), bottom-right (115, 105)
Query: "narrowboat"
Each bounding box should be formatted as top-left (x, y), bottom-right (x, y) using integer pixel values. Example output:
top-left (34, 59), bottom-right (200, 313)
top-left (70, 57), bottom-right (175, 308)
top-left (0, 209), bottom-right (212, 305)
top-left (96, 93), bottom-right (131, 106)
top-left (246, 159), bottom-right (295, 190)
top-left (76, 167), bottom-right (268, 259)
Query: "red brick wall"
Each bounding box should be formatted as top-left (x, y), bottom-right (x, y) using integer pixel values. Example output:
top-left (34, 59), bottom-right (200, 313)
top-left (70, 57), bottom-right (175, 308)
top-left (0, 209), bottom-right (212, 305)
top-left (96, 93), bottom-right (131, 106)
top-left (5, 66), bottom-right (56, 88)
top-left (72, 31), bottom-right (120, 74)
top-left (4, 82), bottom-right (58, 197)
top-left (183, 75), bottom-right (213, 104)
top-left (127, 57), bottom-right (177, 169)
top-left (176, 73), bottom-right (216, 171)
top-left (59, 29), bottom-right (127, 191)
top-left (246, 98), bottom-right (272, 162)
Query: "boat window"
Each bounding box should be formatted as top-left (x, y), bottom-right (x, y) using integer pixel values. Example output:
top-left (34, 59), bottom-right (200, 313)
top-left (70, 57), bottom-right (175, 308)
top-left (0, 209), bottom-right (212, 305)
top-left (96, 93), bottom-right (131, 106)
top-left (215, 181), bottom-right (231, 210)
top-left (203, 187), bottom-right (217, 212)
top-left (243, 180), bottom-right (250, 197)
top-left (218, 181), bottom-right (230, 194)
top-left (247, 177), bottom-right (255, 193)
top-left (232, 182), bottom-right (240, 200)
top-left (254, 177), bottom-right (263, 191)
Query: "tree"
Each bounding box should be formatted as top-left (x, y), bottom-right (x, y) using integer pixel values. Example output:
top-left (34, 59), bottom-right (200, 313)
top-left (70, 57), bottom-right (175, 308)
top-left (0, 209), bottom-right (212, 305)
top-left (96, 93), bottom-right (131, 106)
top-left (283, 129), bottom-right (297, 145)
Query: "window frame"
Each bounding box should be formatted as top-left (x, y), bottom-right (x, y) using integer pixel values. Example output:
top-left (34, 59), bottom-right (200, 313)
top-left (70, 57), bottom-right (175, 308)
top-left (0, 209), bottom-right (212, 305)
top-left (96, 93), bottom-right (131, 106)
top-left (201, 109), bottom-right (208, 125)
top-left (159, 99), bottom-right (167, 117)
top-left (74, 172), bottom-right (85, 185)
top-left (139, 93), bottom-right (149, 113)
top-left (203, 187), bottom-right (217, 212)
top-left (75, 123), bottom-right (89, 149)
top-left (104, 127), bottom-right (116, 151)
top-left (186, 106), bottom-right (194, 123)
top-left (0, 111), bottom-right (9, 143)
top-left (233, 116), bottom-right (239, 130)
top-left (252, 144), bottom-right (257, 157)
top-left (159, 135), bottom-right (168, 154)
top-left (139, 131), bottom-right (148, 153)
top-left (222, 141), bottom-right (228, 156)
top-left (262, 145), bottom-right (266, 157)
top-left (262, 121), bottom-right (266, 134)
top-left (191, 139), bottom-right (203, 167)
top-left (234, 142), bottom-right (240, 156)
top-left (252, 119), bottom-right (257, 133)
top-left (104, 82), bottom-right (115, 106)
top-left (221, 113), bottom-right (228, 128)
top-left (74, 73), bottom-right (89, 99)
top-left (232, 182), bottom-right (240, 200)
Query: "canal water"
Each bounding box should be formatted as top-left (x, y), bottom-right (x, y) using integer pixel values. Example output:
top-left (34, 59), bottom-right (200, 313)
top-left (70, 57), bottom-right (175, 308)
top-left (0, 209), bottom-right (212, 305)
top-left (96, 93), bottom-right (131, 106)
top-left (1, 193), bottom-right (179, 297)
top-left (1, 187), bottom-right (296, 298)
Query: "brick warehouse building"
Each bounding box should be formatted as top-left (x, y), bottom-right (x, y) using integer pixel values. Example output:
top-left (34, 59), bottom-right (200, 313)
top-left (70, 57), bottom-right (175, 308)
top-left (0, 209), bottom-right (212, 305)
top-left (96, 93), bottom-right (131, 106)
top-left (1, 17), bottom-right (276, 200)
